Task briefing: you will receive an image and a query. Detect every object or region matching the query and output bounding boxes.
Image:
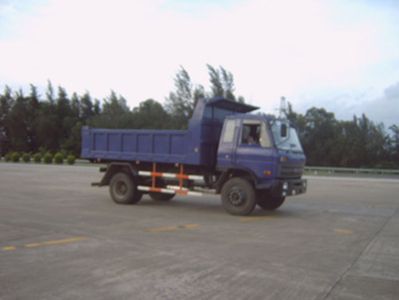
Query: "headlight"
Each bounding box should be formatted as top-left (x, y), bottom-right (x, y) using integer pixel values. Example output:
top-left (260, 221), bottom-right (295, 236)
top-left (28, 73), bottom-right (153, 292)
top-left (283, 182), bottom-right (288, 190)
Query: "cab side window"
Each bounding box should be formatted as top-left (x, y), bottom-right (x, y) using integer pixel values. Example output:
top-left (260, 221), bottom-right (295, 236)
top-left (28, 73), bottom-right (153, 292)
top-left (222, 120), bottom-right (236, 143)
top-left (242, 123), bottom-right (260, 145)
top-left (241, 121), bottom-right (272, 148)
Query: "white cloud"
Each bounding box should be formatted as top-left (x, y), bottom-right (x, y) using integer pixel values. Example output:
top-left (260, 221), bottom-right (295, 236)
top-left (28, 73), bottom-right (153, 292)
top-left (0, 0), bottom-right (398, 124)
top-left (362, 82), bottom-right (399, 127)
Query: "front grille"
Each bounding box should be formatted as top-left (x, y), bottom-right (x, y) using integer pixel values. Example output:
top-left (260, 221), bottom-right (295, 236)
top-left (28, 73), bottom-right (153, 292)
top-left (278, 162), bottom-right (304, 178)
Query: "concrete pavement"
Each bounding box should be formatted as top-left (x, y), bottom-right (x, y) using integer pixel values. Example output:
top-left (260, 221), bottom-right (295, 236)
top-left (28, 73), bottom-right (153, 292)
top-left (0, 163), bottom-right (398, 299)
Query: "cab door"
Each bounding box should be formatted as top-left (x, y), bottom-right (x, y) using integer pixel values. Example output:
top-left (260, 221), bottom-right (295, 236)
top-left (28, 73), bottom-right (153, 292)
top-left (234, 120), bottom-right (275, 179)
top-left (217, 119), bottom-right (238, 169)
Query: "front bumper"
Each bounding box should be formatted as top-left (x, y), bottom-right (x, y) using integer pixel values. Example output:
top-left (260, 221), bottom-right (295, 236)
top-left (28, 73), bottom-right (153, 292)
top-left (276, 178), bottom-right (307, 197)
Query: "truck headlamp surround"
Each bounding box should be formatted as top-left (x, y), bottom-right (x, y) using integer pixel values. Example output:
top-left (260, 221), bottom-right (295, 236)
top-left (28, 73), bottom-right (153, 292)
top-left (282, 182), bottom-right (288, 190)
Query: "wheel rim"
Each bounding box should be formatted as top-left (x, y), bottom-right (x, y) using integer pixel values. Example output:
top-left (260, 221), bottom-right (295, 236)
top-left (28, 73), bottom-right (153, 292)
top-left (228, 187), bottom-right (245, 206)
top-left (115, 181), bottom-right (128, 196)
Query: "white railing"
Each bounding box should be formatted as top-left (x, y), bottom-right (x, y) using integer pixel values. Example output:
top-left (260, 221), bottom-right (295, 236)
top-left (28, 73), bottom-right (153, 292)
top-left (304, 166), bottom-right (399, 176)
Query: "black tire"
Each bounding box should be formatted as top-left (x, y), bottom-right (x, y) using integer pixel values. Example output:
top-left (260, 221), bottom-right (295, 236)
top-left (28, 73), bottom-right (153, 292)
top-left (149, 193), bottom-right (175, 202)
top-left (257, 191), bottom-right (285, 210)
top-left (109, 172), bottom-right (142, 204)
top-left (221, 177), bottom-right (256, 216)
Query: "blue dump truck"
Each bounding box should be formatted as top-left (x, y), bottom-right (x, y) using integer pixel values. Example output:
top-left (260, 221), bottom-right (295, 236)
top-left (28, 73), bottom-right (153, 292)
top-left (81, 97), bottom-right (307, 215)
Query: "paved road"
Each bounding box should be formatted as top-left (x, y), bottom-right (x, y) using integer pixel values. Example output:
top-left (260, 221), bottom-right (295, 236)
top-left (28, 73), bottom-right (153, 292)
top-left (0, 164), bottom-right (398, 300)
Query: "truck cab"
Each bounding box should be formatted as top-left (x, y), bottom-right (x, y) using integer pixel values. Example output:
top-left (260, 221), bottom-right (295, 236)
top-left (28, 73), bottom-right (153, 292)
top-left (216, 111), bottom-right (307, 214)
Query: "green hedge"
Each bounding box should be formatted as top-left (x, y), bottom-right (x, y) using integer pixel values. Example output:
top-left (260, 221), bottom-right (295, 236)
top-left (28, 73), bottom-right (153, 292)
top-left (4, 153), bottom-right (12, 162)
top-left (54, 152), bottom-right (64, 164)
top-left (66, 155), bottom-right (76, 165)
top-left (3, 151), bottom-right (78, 165)
top-left (11, 152), bottom-right (20, 162)
top-left (43, 152), bottom-right (53, 164)
top-left (22, 153), bottom-right (31, 163)
top-left (33, 153), bottom-right (42, 163)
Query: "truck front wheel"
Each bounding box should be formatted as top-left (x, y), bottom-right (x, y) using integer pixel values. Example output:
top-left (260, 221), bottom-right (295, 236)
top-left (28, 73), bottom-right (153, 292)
top-left (257, 191), bottom-right (285, 210)
top-left (221, 177), bottom-right (256, 215)
top-left (109, 172), bottom-right (142, 204)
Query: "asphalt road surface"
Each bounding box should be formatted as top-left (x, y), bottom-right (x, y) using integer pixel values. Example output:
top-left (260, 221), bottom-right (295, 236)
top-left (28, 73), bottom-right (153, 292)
top-left (1, 163), bottom-right (398, 300)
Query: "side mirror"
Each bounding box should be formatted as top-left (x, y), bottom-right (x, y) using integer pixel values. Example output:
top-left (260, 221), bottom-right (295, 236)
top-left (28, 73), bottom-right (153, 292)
top-left (281, 123), bottom-right (288, 138)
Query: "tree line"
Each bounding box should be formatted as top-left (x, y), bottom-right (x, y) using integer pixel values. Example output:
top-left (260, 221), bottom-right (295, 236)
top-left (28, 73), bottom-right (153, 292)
top-left (287, 104), bottom-right (398, 168)
top-left (0, 65), bottom-right (242, 157)
top-left (0, 65), bottom-right (398, 168)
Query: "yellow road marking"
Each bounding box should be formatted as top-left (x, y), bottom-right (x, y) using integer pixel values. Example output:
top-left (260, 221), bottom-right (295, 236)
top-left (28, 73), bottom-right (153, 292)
top-left (146, 226), bottom-right (178, 233)
top-left (1, 237), bottom-right (87, 252)
top-left (180, 224), bottom-right (200, 230)
top-left (334, 229), bottom-right (353, 235)
top-left (25, 237), bottom-right (87, 248)
top-left (25, 243), bottom-right (41, 248)
top-left (146, 224), bottom-right (200, 233)
top-left (2, 246), bottom-right (16, 251)
top-left (239, 216), bottom-right (275, 223)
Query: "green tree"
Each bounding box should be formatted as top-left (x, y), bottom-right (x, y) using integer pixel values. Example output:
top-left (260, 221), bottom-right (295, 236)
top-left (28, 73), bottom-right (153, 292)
top-left (55, 87), bottom-right (72, 149)
top-left (61, 92), bottom-right (83, 155)
top-left (0, 86), bottom-right (13, 154)
top-left (132, 99), bottom-right (171, 129)
top-left (207, 65), bottom-right (224, 98)
top-left (389, 125), bottom-right (399, 165)
top-left (80, 92), bottom-right (95, 121)
top-left (206, 65), bottom-right (245, 102)
top-left (26, 84), bottom-right (40, 152)
top-left (350, 115), bottom-right (387, 167)
top-left (35, 82), bottom-right (59, 151)
top-left (287, 102), bottom-right (306, 139)
top-left (7, 89), bottom-right (30, 151)
top-left (90, 91), bottom-right (132, 128)
top-left (165, 67), bottom-right (204, 129)
top-left (302, 107), bottom-right (339, 166)
top-left (46, 80), bottom-right (55, 104)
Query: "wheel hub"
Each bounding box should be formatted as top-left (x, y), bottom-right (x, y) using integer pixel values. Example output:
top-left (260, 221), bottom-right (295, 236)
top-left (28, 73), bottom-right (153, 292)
top-left (116, 181), bottom-right (127, 195)
top-left (228, 188), bottom-right (245, 206)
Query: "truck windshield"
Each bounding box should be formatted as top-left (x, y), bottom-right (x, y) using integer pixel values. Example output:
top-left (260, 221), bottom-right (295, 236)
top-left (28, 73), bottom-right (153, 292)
top-left (271, 121), bottom-right (304, 153)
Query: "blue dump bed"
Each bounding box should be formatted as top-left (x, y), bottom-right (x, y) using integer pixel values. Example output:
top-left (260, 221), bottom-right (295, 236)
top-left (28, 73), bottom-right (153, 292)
top-left (81, 98), bottom-right (258, 167)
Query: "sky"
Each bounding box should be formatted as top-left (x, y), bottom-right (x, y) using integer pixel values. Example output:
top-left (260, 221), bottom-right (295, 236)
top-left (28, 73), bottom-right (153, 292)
top-left (0, 0), bottom-right (398, 126)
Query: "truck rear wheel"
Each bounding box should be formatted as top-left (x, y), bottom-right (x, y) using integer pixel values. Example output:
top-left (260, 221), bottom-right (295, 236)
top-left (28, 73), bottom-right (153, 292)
top-left (257, 191), bottom-right (285, 210)
top-left (221, 177), bottom-right (256, 215)
top-left (149, 193), bottom-right (175, 202)
top-left (109, 172), bottom-right (142, 204)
